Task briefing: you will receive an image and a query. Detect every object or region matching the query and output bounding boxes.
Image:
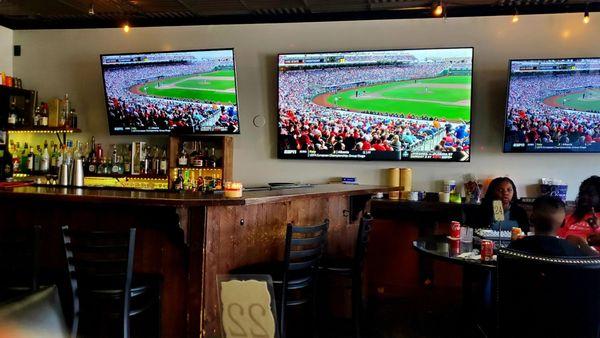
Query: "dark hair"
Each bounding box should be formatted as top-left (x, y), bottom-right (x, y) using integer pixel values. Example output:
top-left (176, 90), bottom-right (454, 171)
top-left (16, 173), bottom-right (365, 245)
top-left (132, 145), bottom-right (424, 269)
top-left (532, 195), bottom-right (566, 233)
top-left (573, 176), bottom-right (600, 220)
top-left (483, 177), bottom-right (519, 205)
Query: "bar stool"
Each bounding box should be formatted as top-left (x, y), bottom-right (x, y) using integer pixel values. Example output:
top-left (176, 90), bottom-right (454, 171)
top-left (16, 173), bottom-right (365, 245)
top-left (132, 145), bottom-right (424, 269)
top-left (61, 226), bottom-right (161, 338)
top-left (0, 225), bottom-right (41, 300)
top-left (319, 213), bottom-right (374, 338)
top-left (231, 219), bottom-right (329, 338)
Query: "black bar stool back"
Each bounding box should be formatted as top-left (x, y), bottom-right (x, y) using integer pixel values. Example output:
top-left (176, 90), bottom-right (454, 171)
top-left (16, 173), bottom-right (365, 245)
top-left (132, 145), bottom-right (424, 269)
top-left (280, 220), bottom-right (330, 337)
top-left (0, 225), bottom-right (41, 299)
top-left (319, 213), bottom-right (374, 338)
top-left (62, 226), bottom-right (159, 338)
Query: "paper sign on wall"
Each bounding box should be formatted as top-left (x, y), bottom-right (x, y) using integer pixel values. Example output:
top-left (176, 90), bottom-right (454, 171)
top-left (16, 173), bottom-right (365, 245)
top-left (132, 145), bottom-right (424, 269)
top-left (218, 275), bottom-right (278, 338)
top-left (493, 200), bottom-right (505, 222)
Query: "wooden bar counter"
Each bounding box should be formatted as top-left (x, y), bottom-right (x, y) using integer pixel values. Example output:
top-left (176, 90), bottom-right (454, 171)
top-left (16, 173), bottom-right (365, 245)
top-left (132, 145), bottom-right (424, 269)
top-left (0, 184), bottom-right (387, 338)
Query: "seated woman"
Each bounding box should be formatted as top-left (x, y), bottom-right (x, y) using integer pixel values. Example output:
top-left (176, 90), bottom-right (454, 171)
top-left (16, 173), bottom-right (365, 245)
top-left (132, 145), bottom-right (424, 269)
top-left (557, 176), bottom-right (600, 248)
top-left (466, 177), bottom-right (530, 232)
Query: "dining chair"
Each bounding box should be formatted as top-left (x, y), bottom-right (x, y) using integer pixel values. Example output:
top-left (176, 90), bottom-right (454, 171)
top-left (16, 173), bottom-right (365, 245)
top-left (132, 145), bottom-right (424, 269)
top-left (319, 213), bottom-right (374, 338)
top-left (61, 226), bottom-right (161, 338)
top-left (497, 248), bottom-right (600, 338)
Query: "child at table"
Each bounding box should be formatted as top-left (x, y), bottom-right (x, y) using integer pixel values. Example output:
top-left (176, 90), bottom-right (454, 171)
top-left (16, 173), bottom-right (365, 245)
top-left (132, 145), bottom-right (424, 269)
top-left (509, 196), bottom-right (598, 257)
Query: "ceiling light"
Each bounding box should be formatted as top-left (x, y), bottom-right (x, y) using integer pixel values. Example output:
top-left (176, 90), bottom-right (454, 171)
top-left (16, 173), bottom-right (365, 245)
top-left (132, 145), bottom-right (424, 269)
top-left (433, 2), bottom-right (444, 17)
top-left (123, 24), bottom-right (130, 33)
top-left (583, 9), bottom-right (590, 24)
top-left (88, 2), bottom-right (95, 15)
top-left (512, 9), bottom-right (519, 23)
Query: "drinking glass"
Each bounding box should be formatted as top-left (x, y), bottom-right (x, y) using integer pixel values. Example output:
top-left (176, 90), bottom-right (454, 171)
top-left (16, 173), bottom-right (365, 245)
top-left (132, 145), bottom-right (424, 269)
top-left (460, 227), bottom-right (473, 243)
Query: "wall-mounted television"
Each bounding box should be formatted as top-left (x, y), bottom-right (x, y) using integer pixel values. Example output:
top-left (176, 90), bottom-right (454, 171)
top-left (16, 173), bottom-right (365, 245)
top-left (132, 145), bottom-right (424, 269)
top-left (100, 49), bottom-right (239, 135)
top-left (504, 58), bottom-right (600, 153)
top-left (277, 47), bottom-right (473, 162)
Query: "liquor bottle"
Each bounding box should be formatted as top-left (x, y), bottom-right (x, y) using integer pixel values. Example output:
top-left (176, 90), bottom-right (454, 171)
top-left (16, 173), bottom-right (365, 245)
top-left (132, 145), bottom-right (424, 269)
top-left (11, 141), bottom-right (20, 174)
top-left (96, 143), bottom-right (103, 162)
top-left (33, 145), bottom-right (41, 173)
top-left (202, 147), bottom-right (209, 168)
top-left (111, 153), bottom-right (121, 175)
top-left (59, 94), bottom-right (70, 127)
top-left (40, 142), bottom-right (50, 173)
top-left (142, 146), bottom-right (152, 175)
top-left (33, 106), bottom-right (41, 127)
top-left (208, 147), bottom-right (217, 168)
top-left (123, 145), bottom-right (131, 175)
top-left (40, 103), bottom-right (49, 127)
top-left (50, 144), bottom-right (59, 175)
top-left (189, 142), bottom-right (201, 167)
top-left (1, 146), bottom-right (13, 181)
top-left (159, 149), bottom-right (168, 176)
top-left (20, 143), bottom-right (29, 174)
top-left (26, 147), bottom-right (35, 173)
top-left (151, 147), bottom-right (159, 175)
top-left (7, 97), bottom-right (17, 127)
top-left (177, 144), bottom-right (188, 166)
top-left (173, 169), bottom-right (184, 191)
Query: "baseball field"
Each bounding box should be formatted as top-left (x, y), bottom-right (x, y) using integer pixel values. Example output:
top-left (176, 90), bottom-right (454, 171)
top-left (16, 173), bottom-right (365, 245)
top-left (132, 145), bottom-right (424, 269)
top-left (544, 87), bottom-right (600, 112)
top-left (314, 75), bottom-right (471, 121)
top-left (133, 69), bottom-right (237, 104)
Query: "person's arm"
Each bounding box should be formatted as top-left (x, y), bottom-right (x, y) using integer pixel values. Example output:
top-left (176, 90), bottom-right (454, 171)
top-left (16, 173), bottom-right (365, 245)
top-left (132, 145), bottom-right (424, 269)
top-left (587, 234), bottom-right (600, 246)
top-left (566, 235), bottom-right (600, 256)
top-left (512, 205), bottom-right (531, 233)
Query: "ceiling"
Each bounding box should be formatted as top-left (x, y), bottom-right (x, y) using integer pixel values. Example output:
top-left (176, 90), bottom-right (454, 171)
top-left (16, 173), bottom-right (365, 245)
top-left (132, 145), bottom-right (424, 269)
top-left (0, 0), bottom-right (597, 29)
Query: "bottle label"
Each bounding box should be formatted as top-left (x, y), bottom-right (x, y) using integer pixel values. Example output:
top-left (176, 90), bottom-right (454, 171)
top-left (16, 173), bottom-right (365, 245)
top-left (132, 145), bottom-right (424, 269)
top-left (7, 115), bottom-right (16, 125)
top-left (112, 165), bottom-right (120, 173)
top-left (160, 161), bottom-right (167, 171)
top-left (89, 164), bottom-right (96, 173)
top-left (178, 157), bottom-right (188, 166)
top-left (41, 117), bottom-right (48, 126)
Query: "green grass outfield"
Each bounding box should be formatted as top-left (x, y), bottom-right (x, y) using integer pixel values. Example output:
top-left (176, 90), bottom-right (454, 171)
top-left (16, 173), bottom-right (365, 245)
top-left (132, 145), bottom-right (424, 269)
top-left (138, 69), bottom-right (237, 104)
top-left (323, 75), bottom-right (471, 121)
top-left (555, 88), bottom-right (600, 112)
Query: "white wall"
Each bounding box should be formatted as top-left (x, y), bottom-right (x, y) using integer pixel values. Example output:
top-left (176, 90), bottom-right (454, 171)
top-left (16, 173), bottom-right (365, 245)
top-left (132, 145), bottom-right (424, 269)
top-left (0, 25), bottom-right (13, 76)
top-left (11, 13), bottom-right (600, 199)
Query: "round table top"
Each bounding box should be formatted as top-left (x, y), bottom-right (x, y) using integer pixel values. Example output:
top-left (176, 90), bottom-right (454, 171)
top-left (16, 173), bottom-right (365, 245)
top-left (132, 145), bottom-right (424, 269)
top-left (413, 235), bottom-right (497, 270)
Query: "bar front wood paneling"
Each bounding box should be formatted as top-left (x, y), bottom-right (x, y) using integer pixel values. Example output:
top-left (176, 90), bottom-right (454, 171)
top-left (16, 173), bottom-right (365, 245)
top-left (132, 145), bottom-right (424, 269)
top-left (0, 184), bottom-right (388, 337)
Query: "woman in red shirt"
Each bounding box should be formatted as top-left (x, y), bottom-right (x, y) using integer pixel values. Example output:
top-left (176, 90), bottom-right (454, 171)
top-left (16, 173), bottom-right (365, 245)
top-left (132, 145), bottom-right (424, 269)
top-left (557, 176), bottom-right (600, 248)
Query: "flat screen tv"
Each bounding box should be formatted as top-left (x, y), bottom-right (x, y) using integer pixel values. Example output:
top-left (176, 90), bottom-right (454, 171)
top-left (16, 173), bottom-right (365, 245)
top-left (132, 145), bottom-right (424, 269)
top-left (277, 47), bottom-right (473, 162)
top-left (504, 58), bottom-right (600, 153)
top-left (100, 49), bottom-right (239, 135)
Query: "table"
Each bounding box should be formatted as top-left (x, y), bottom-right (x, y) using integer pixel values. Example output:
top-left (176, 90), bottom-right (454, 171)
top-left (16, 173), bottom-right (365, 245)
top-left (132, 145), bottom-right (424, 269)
top-left (413, 235), bottom-right (497, 336)
top-left (412, 235), bottom-right (497, 270)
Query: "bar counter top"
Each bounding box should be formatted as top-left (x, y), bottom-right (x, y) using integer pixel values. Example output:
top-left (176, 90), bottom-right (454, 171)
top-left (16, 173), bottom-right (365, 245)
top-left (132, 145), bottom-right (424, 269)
top-left (0, 184), bottom-right (390, 207)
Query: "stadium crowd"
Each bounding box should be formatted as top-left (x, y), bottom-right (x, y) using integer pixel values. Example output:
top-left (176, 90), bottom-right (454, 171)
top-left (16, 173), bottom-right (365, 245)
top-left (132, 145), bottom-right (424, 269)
top-left (278, 107), bottom-right (470, 156)
top-left (278, 63), bottom-right (471, 157)
top-left (506, 73), bottom-right (600, 146)
top-left (103, 60), bottom-right (238, 132)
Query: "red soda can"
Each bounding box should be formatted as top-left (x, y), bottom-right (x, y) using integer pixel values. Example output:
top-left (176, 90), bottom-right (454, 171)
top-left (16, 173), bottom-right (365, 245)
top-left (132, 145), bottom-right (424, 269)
top-left (481, 240), bottom-right (494, 261)
top-left (450, 221), bottom-right (461, 239)
top-left (450, 239), bottom-right (460, 256)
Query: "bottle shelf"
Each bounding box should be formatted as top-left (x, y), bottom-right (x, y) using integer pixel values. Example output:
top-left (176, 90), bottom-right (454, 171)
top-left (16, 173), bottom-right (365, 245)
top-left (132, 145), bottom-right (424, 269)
top-left (87, 173), bottom-right (169, 180)
top-left (172, 166), bottom-right (222, 171)
top-left (7, 126), bottom-right (81, 134)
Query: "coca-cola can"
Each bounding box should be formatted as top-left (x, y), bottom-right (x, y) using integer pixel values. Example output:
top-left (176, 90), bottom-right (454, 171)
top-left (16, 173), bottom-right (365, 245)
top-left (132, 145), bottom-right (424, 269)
top-left (481, 240), bottom-right (495, 261)
top-left (450, 221), bottom-right (461, 239)
top-left (450, 239), bottom-right (461, 256)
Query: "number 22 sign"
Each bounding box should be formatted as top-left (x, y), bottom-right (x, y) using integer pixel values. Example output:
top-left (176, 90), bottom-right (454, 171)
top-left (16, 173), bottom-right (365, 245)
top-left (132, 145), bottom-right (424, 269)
top-left (218, 275), bottom-right (279, 338)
